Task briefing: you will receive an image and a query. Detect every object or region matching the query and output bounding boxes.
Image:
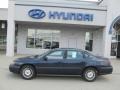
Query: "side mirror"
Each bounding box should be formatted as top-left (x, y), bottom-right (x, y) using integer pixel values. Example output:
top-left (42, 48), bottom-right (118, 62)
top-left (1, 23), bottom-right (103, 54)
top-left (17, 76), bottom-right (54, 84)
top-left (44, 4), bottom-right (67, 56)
top-left (83, 53), bottom-right (89, 58)
top-left (44, 56), bottom-right (48, 61)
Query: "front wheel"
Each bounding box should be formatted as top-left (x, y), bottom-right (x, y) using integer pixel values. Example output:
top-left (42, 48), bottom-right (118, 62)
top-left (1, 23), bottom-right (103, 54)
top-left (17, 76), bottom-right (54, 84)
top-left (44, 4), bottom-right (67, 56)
top-left (20, 65), bottom-right (36, 80)
top-left (83, 68), bottom-right (97, 82)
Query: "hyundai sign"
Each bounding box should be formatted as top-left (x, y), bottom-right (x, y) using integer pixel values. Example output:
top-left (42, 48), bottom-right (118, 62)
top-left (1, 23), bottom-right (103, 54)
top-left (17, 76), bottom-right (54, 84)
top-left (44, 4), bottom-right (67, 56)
top-left (28, 9), bottom-right (94, 22)
top-left (28, 9), bottom-right (46, 19)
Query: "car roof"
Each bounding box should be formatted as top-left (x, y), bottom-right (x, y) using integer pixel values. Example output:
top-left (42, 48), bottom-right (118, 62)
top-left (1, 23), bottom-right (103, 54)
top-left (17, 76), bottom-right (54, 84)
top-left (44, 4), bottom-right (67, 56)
top-left (53, 48), bottom-right (83, 51)
top-left (53, 48), bottom-right (93, 53)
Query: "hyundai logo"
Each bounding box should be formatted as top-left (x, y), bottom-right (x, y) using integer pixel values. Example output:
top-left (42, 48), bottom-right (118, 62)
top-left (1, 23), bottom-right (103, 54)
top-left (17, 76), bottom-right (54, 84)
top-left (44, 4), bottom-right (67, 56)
top-left (28, 9), bottom-right (46, 19)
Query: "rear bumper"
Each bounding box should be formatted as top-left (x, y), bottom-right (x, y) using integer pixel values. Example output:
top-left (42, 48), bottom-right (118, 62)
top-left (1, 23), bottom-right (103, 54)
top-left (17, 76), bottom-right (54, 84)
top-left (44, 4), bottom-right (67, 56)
top-left (9, 64), bottom-right (20, 74)
top-left (98, 66), bottom-right (113, 75)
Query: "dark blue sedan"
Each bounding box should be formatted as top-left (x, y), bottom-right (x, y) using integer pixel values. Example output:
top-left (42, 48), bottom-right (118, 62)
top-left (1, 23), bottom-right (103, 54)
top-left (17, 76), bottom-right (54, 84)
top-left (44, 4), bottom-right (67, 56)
top-left (9, 48), bottom-right (113, 82)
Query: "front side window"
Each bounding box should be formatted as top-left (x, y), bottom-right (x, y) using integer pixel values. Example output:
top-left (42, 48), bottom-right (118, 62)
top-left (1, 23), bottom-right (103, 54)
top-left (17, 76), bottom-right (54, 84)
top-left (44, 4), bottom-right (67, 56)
top-left (26, 29), bottom-right (60, 49)
top-left (66, 51), bottom-right (83, 59)
top-left (46, 50), bottom-right (64, 60)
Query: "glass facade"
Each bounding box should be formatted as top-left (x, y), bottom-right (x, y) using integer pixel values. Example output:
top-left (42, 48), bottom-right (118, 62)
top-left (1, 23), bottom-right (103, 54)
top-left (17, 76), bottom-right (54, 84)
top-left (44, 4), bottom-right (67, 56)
top-left (0, 21), bottom-right (7, 50)
top-left (85, 32), bottom-right (93, 51)
top-left (0, 36), bottom-right (6, 45)
top-left (111, 32), bottom-right (117, 56)
top-left (26, 29), bottom-right (60, 49)
top-left (111, 30), bottom-right (120, 57)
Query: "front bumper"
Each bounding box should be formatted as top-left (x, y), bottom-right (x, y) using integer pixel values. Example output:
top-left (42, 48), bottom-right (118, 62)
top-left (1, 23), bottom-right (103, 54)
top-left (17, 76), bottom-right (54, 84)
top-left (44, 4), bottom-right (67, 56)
top-left (9, 64), bottom-right (21, 74)
top-left (98, 66), bottom-right (113, 75)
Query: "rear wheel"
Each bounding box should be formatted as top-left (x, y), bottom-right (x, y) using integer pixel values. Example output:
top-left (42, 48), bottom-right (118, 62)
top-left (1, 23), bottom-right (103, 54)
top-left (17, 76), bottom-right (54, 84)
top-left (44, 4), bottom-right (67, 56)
top-left (20, 65), bottom-right (36, 80)
top-left (83, 68), bottom-right (97, 82)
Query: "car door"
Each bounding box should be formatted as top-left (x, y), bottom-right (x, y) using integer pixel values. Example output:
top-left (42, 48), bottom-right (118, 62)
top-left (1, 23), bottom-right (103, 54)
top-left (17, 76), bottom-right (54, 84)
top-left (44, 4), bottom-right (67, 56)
top-left (60, 50), bottom-right (86, 75)
top-left (37, 50), bottom-right (65, 74)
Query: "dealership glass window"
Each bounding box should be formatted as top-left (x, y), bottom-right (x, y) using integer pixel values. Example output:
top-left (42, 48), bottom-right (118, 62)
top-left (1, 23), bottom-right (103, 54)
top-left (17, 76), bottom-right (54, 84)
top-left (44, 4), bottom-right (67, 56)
top-left (110, 30), bottom-right (120, 56)
top-left (1, 23), bottom-right (5, 29)
top-left (0, 35), bottom-right (6, 46)
top-left (26, 29), bottom-right (60, 49)
top-left (111, 32), bottom-right (117, 56)
top-left (0, 21), bottom-right (7, 30)
top-left (85, 32), bottom-right (93, 51)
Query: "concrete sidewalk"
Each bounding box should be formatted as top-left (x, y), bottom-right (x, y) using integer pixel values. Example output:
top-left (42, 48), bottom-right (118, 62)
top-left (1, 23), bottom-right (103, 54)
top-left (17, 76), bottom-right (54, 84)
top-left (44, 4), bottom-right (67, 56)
top-left (0, 54), bottom-right (120, 90)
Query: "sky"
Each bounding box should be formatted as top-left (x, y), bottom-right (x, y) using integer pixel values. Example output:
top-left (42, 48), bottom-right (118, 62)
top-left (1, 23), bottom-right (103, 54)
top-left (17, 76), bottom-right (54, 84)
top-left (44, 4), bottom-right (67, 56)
top-left (0, 0), bottom-right (8, 8)
top-left (0, 0), bottom-right (99, 8)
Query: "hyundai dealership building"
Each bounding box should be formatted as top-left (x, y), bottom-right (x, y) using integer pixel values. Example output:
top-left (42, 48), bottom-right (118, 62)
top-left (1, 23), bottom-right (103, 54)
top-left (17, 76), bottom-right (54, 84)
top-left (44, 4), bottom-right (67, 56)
top-left (0, 0), bottom-right (120, 58)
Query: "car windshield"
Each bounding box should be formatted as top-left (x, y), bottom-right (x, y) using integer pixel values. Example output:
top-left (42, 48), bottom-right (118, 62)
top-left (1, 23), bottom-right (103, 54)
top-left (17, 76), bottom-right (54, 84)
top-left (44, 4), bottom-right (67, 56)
top-left (28, 50), bottom-right (52, 58)
top-left (84, 51), bottom-right (95, 58)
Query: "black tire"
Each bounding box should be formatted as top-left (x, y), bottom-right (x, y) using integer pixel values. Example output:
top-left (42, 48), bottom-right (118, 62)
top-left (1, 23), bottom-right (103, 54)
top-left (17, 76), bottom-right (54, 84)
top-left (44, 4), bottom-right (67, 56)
top-left (20, 65), bottom-right (36, 80)
top-left (82, 68), bottom-right (97, 82)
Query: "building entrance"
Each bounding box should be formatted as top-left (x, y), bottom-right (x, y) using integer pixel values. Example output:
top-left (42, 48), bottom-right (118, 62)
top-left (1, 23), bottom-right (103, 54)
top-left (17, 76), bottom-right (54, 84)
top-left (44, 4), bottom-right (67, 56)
top-left (110, 16), bottom-right (120, 58)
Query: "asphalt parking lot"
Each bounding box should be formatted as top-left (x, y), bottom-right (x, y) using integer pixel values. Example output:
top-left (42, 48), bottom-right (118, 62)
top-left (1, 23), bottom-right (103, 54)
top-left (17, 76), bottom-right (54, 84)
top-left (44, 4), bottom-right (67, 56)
top-left (0, 54), bottom-right (120, 90)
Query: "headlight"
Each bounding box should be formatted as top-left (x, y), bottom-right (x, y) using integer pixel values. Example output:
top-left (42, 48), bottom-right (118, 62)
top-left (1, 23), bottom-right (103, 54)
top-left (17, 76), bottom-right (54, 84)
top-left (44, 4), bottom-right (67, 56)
top-left (13, 61), bottom-right (23, 65)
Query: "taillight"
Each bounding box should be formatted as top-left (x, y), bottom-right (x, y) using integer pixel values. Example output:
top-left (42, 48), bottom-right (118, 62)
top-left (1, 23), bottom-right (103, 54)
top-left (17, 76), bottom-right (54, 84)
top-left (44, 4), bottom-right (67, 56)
top-left (105, 59), bottom-right (111, 65)
top-left (100, 59), bottom-right (111, 66)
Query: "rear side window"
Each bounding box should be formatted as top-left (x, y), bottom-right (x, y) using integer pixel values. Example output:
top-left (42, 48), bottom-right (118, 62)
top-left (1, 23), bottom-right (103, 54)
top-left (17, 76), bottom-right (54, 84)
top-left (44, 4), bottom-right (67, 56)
top-left (66, 50), bottom-right (83, 60)
top-left (67, 51), bottom-right (77, 59)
